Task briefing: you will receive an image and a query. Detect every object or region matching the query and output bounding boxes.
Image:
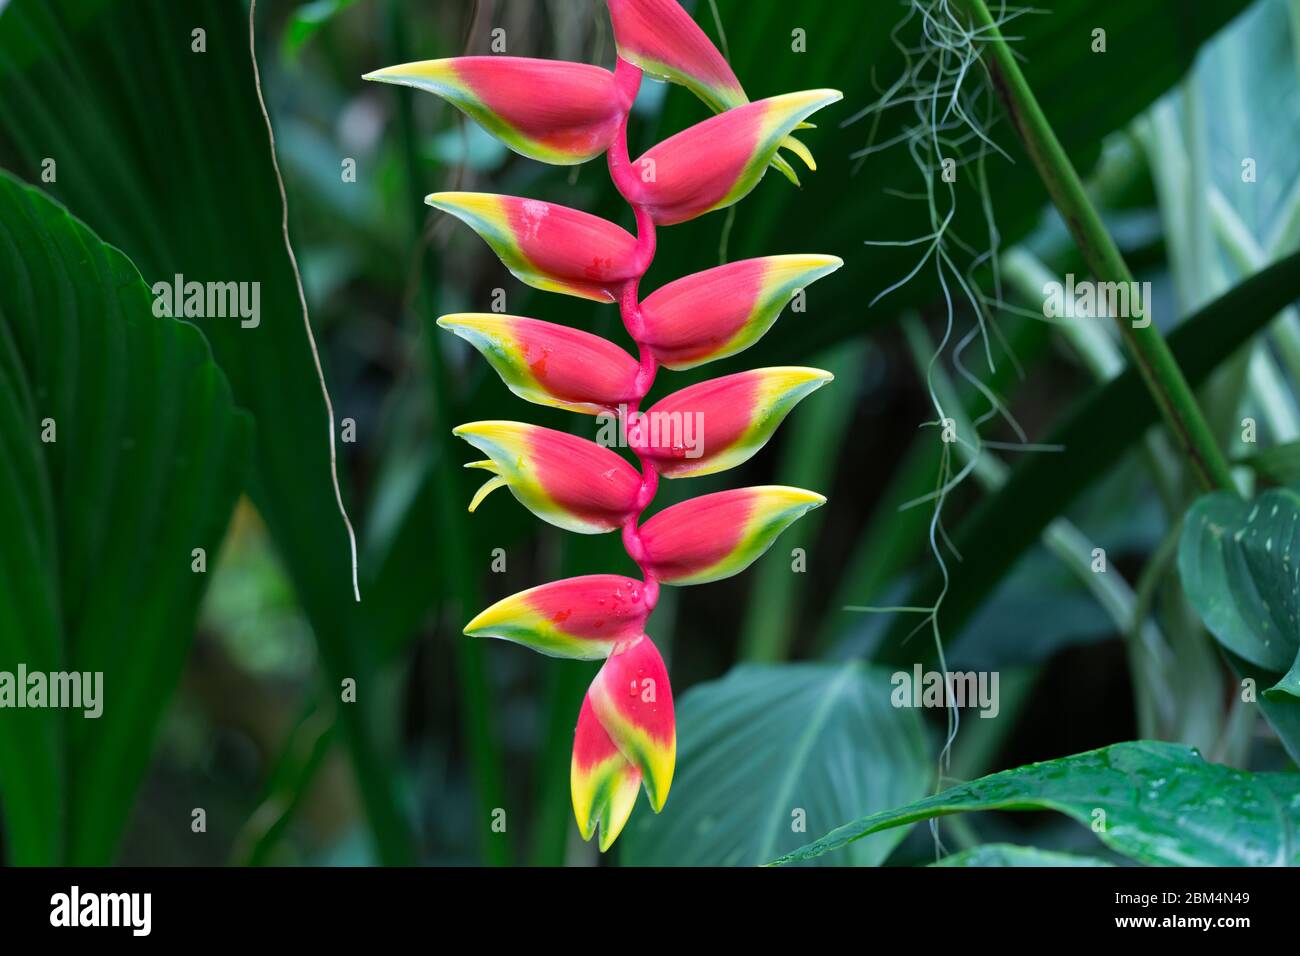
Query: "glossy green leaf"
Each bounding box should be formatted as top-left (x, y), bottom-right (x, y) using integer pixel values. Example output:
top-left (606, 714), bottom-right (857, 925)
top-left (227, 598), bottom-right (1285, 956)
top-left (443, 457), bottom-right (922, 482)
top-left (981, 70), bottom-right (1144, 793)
top-left (1179, 485), bottom-right (1300, 698)
top-left (0, 172), bottom-right (250, 864)
top-left (774, 741), bottom-right (1300, 867)
top-left (620, 662), bottom-right (930, 866)
top-left (931, 844), bottom-right (1114, 867)
top-left (0, 0), bottom-right (416, 861)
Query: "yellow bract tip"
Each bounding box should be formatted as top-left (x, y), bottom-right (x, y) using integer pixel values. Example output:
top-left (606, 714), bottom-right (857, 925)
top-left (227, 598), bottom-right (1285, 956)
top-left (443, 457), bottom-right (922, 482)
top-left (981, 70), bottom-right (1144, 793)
top-left (764, 254), bottom-right (844, 289)
top-left (463, 593), bottom-right (522, 636)
top-left (425, 191), bottom-right (500, 219)
top-left (764, 485), bottom-right (828, 509)
top-left (438, 312), bottom-right (511, 333)
top-left (362, 59), bottom-right (455, 86)
top-left (452, 420), bottom-right (527, 441)
top-left (770, 88), bottom-right (844, 113)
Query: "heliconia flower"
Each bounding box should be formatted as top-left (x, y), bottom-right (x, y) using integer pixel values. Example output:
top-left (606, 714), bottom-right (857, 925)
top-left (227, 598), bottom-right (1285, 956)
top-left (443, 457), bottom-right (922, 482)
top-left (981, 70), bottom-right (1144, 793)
top-left (464, 574), bottom-right (651, 659)
top-left (639, 254), bottom-right (842, 369)
top-left (363, 57), bottom-right (629, 165)
top-left (427, 192), bottom-right (642, 302)
top-left (632, 367), bottom-right (833, 478)
top-left (625, 90), bottom-right (842, 225)
top-left (574, 634), bottom-right (675, 843)
top-left (570, 696), bottom-right (642, 852)
top-left (605, 0), bottom-right (746, 114)
top-left (452, 421), bottom-right (643, 533)
top-left (639, 486), bottom-right (825, 585)
top-left (382, 0), bottom-right (839, 854)
top-left (438, 313), bottom-right (640, 414)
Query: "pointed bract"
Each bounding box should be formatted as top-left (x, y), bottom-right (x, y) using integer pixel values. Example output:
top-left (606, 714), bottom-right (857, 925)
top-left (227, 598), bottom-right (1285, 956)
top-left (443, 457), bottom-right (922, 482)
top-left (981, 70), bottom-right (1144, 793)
top-left (464, 574), bottom-right (651, 659)
top-left (605, 0), bottom-right (746, 114)
top-left (639, 486), bottom-right (825, 584)
top-left (364, 57), bottom-right (627, 165)
top-left (571, 696), bottom-right (642, 851)
top-left (628, 90), bottom-right (842, 225)
top-left (428, 192), bottom-right (642, 301)
top-left (640, 255), bottom-right (843, 369)
top-left (438, 313), bottom-right (640, 414)
top-left (633, 367), bottom-right (833, 477)
top-left (586, 635), bottom-right (675, 812)
top-left (453, 421), bottom-right (642, 533)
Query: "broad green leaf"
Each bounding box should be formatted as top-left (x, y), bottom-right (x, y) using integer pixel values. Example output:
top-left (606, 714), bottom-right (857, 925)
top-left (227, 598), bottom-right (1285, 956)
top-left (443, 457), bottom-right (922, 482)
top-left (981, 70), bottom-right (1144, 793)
top-left (1191, 0), bottom-right (1300, 248)
top-left (0, 0), bottom-right (415, 861)
top-left (1136, 0), bottom-right (1300, 439)
top-left (931, 844), bottom-right (1114, 867)
top-left (773, 741), bottom-right (1300, 867)
top-left (1179, 485), bottom-right (1300, 698)
top-left (0, 172), bottom-right (250, 864)
top-left (620, 663), bottom-right (929, 866)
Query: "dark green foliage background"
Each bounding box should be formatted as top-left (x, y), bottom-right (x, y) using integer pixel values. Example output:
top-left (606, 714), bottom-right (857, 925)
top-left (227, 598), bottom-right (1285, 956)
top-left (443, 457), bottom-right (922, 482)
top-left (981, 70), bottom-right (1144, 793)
top-left (0, 0), bottom-right (1297, 867)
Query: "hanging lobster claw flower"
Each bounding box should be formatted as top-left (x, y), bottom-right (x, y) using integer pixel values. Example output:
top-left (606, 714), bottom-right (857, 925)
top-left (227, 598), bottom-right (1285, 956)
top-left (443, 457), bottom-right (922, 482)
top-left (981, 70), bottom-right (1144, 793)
top-left (627, 90), bottom-right (842, 225)
top-left (453, 421), bottom-right (643, 533)
top-left (605, 0), bottom-right (746, 114)
top-left (427, 192), bottom-right (643, 301)
top-left (640, 486), bottom-right (825, 584)
top-left (572, 634), bottom-right (676, 851)
top-left (363, 57), bottom-right (629, 165)
top-left (640, 255), bottom-right (842, 370)
top-left (581, 634), bottom-right (676, 817)
top-left (632, 367), bottom-right (833, 478)
top-left (571, 696), bottom-right (643, 851)
top-left (438, 313), bottom-right (640, 414)
top-left (464, 574), bottom-right (651, 659)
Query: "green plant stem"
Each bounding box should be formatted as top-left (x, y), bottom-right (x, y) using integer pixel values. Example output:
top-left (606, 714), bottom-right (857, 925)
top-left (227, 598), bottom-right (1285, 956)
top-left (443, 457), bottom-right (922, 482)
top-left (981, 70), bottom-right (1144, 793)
top-left (386, 0), bottom-right (509, 865)
top-left (960, 0), bottom-right (1235, 494)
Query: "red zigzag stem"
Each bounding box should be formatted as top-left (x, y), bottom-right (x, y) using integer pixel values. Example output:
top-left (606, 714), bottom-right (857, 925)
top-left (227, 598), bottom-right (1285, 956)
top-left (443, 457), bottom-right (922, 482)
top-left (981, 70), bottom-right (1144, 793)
top-left (609, 58), bottom-right (662, 619)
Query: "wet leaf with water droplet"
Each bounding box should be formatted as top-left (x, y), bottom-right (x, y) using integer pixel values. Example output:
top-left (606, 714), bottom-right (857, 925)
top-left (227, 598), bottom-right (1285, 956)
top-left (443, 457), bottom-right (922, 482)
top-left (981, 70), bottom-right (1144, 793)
top-left (772, 741), bottom-right (1300, 867)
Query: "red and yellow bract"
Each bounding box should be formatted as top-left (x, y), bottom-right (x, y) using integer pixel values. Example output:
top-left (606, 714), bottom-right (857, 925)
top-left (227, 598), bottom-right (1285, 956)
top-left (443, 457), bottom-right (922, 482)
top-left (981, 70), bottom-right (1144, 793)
top-left (367, 0), bottom-right (841, 852)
